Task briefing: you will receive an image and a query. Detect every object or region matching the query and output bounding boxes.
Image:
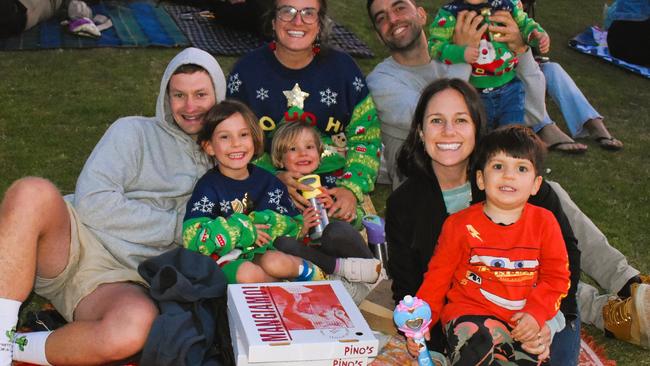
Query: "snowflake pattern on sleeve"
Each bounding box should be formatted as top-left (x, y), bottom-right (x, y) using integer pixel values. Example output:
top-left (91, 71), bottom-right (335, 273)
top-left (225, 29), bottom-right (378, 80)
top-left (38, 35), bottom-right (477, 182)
top-left (268, 189), bottom-right (288, 214)
top-left (353, 77), bottom-right (365, 92)
top-left (219, 199), bottom-right (231, 215)
top-left (192, 196), bottom-right (215, 214)
top-left (228, 73), bottom-right (242, 94)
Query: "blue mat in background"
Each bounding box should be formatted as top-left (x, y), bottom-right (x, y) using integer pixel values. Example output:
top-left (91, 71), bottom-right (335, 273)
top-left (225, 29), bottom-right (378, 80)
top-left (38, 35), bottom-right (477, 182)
top-left (0, 0), bottom-right (189, 51)
top-left (569, 26), bottom-right (650, 79)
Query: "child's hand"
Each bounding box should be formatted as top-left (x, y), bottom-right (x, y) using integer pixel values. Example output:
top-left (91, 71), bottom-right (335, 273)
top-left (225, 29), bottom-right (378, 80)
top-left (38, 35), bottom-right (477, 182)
top-left (300, 206), bottom-right (321, 237)
top-left (520, 324), bottom-right (551, 362)
top-left (464, 46), bottom-right (479, 63)
top-left (405, 330), bottom-right (430, 358)
top-left (510, 312), bottom-right (540, 342)
top-left (254, 224), bottom-right (271, 247)
top-left (532, 30), bottom-right (550, 54)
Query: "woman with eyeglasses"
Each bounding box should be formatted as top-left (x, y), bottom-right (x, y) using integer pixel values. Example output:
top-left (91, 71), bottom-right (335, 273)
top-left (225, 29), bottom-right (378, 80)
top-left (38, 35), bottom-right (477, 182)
top-left (227, 0), bottom-right (381, 226)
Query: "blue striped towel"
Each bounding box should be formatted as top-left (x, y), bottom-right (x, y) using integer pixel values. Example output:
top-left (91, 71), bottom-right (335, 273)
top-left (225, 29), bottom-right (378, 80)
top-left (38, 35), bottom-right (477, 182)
top-left (0, 0), bottom-right (189, 51)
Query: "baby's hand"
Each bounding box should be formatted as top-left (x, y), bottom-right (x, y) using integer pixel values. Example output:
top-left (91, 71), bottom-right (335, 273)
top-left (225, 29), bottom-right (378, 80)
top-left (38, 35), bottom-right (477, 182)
top-left (464, 46), bottom-right (479, 63)
top-left (510, 312), bottom-right (540, 342)
top-left (532, 30), bottom-right (550, 54)
top-left (254, 224), bottom-right (271, 247)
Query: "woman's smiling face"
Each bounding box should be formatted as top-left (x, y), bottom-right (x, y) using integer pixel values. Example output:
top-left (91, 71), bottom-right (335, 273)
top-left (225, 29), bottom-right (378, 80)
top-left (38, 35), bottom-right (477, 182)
top-left (421, 88), bottom-right (477, 173)
top-left (273, 0), bottom-right (322, 54)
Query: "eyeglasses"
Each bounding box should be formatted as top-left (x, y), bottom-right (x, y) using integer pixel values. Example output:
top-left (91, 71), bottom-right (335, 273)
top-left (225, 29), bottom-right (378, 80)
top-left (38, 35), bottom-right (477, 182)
top-left (276, 6), bottom-right (319, 24)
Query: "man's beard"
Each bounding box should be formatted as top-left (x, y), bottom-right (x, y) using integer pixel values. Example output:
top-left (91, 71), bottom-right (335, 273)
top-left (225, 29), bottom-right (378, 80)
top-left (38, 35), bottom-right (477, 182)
top-left (382, 23), bottom-right (422, 52)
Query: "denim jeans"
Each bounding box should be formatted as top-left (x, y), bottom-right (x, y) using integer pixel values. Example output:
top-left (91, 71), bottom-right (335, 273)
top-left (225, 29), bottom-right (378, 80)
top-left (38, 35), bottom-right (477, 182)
top-left (530, 62), bottom-right (602, 136)
top-left (550, 316), bottom-right (581, 366)
top-left (479, 77), bottom-right (525, 130)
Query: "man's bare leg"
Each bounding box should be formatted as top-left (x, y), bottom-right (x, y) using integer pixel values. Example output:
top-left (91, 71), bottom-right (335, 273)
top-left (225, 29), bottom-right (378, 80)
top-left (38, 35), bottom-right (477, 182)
top-left (44, 283), bottom-right (157, 365)
top-left (0, 178), bottom-right (72, 364)
top-left (0, 178), bottom-right (157, 365)
top-left (0, 177), bottom-right (71, 301)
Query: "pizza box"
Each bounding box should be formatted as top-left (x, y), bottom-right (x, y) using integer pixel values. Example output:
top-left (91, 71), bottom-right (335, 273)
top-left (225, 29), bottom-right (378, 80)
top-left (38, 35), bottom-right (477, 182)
top-left (227, 280), bottom-right (378, 363)
top-left (229, 309), bottom-right (370, 366)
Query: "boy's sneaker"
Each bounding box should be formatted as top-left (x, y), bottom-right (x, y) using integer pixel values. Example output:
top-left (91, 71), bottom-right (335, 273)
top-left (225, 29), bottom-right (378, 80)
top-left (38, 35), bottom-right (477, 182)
top-left (329, 274), bottom-right (371, 305)
top-left (603, 283), bottom-right (650, 348)
top-left (338, 258), bottom-right (382, 283)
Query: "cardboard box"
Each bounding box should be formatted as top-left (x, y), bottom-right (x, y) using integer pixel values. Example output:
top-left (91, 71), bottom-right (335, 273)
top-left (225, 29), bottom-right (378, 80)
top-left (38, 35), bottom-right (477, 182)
top-left (358, 300), bottom-right (397, 336)
top-left (229, 312), bottom-right (370, 366)
top-left (227, 281), bottom-right (378, 363)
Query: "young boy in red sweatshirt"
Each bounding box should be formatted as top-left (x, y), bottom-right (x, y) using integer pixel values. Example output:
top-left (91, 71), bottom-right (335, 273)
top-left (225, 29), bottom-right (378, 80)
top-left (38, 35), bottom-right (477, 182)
top-left (413, 125), bottom-right (570, 364)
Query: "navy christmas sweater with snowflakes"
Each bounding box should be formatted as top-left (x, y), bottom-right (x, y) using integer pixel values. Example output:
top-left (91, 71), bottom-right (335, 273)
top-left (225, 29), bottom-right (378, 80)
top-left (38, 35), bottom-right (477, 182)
top-left (182, 165), bottom-right (303, 260)
top-left (227, 46), bottom-right (381, 202)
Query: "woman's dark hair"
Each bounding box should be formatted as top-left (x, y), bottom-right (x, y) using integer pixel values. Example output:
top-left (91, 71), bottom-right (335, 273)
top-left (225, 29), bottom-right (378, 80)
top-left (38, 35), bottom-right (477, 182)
top-left (197, 99), bottom-right (265, 159)
top-left (396, 78), bottom-right (486, 179)
top-left (262, 0), bottom-right (332, 46)
top-left (473, 125), bottom-right (547, 175)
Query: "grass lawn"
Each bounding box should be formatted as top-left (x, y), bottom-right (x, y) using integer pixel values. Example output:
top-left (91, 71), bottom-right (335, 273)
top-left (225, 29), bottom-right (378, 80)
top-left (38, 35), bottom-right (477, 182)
top-left (0, 0), bottom-right (648, 363)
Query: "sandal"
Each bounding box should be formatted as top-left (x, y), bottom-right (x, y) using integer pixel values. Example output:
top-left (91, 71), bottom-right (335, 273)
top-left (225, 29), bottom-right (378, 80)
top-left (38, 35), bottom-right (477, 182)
top-left (595, 136), bottom-right (623, 151)
top-left (547, 141), bottom-right (588, 155)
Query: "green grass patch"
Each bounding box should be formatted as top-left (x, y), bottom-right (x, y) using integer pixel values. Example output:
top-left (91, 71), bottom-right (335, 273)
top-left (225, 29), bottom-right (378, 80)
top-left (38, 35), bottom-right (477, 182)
top-left (1, 0), bottom-right (648, 362)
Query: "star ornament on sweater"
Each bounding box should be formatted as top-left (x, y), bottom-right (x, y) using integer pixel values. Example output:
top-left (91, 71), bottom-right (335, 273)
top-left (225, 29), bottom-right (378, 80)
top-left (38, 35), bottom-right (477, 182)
top-left (283, 83), bottom-right (310, 109)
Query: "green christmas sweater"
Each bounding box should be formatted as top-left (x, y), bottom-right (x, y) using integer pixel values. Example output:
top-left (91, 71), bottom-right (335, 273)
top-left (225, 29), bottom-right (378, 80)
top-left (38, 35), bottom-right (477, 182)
top-left (182, 165), bottom-right (303, 262)
top-left (428, 0), bottom-right (545, 89)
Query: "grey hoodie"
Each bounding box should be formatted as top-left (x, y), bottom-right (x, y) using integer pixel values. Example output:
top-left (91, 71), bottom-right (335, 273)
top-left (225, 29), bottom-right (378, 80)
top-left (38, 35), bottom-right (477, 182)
top-left (67, 48), bottom-right (226, 270)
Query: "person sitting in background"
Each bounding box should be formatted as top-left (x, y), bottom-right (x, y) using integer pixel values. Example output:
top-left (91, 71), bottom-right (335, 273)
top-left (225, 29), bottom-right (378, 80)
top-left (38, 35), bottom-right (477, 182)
top-left (519, 0), bottom-right (622, 151)
top-left (0, 0), bottom-right (64, 37)
top-left (211, 0), bottom-right (267, 37)
top-left (605, 0), bottom-right (650, 66)
top-left (533, 61), bottom-right (623, 151)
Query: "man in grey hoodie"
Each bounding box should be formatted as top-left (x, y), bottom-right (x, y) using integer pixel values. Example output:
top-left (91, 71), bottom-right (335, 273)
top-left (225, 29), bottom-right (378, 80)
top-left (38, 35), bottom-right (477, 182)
top-left (0, 47), bottom-right (226, 366)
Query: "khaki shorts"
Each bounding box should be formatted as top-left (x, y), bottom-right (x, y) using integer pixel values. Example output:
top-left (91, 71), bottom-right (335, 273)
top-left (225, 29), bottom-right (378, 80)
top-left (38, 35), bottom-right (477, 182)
top-left (34, 202), bottom-right (146, 322)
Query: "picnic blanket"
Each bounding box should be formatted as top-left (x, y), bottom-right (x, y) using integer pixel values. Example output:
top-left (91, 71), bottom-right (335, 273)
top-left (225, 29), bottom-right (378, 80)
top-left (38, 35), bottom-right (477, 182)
top-left (0, 0), bottom-right (189, 51)
top-left (15, 302), bottom-right (618, 366)
top-left (370, 332), bottom-right (617, 366)
top-left (569, 26), bottom-right (650, 79)
top-left (164, 3), bottom-right (374, 58)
